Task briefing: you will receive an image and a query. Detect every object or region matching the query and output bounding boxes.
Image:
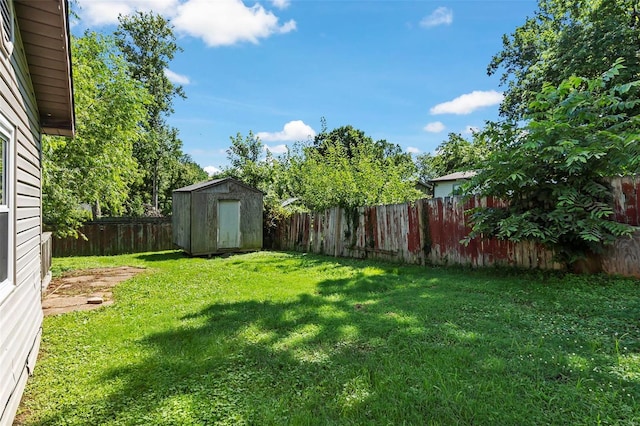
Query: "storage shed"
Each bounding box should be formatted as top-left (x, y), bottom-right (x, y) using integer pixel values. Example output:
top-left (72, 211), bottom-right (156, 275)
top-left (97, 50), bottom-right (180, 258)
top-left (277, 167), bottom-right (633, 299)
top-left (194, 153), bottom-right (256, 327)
top-left (172, 177), bottom-right (263, 256)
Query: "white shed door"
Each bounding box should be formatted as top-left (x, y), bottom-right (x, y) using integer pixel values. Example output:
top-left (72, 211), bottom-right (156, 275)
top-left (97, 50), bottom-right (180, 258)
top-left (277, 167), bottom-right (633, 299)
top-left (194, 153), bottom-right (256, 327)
top-left (218, 200), bottom-right (240, 249)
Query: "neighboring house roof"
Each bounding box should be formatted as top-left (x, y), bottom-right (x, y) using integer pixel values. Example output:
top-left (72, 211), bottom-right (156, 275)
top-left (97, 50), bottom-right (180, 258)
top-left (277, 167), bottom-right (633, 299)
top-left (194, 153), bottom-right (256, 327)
top-left (174, 177), bottom-right (263, 194)
top-left (14, 0), bottom-right (75, 136)
top-left (429, 171), bottom-right (477, 183)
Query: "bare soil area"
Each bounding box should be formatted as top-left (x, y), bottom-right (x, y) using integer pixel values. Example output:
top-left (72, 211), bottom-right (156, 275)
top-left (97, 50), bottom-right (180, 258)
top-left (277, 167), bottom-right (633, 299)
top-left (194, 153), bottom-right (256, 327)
top-left (42, 267), bottom-right (145, 316)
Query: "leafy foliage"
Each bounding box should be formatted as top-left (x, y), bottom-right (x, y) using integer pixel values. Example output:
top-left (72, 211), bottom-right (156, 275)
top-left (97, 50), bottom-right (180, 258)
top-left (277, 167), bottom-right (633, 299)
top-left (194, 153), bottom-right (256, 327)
top-left (115, 11), bottom-right (188, 210)
top-left (43, 11), bottom-right (207, 236)
top-left (489, 0), bottom-right (640, 120)
top-left (43, 32), bottom-right (149, 237)
top-left (115, 11), bottom-right (185, 127)
top-left (291, 125), bottom-right (421, 211)
top-left (465, 63), bottom-right (640, 265)
top-left (225, 131), bottom-right (272, 190)
top-left (415, 132), bottom-right (492, 182)
top-left (222, 124), bottom-right (421, 213)
top-left (159, 153), bottom-right (209, 215)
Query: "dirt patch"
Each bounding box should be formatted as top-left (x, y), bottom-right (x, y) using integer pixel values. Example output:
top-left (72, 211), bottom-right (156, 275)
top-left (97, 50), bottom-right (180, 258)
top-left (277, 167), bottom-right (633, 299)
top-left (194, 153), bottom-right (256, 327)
top-left (42, 267), bottom-right (145, 316)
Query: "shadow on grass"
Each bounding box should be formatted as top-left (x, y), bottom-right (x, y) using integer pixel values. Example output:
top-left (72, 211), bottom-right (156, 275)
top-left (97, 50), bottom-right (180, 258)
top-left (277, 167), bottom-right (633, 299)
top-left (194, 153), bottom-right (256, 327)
top-left (117, 284), bottom-right (465, 422)
top-left (33, 254), bottom-right (640, 425)
top-left (133, 250), bottom-right (186, 262)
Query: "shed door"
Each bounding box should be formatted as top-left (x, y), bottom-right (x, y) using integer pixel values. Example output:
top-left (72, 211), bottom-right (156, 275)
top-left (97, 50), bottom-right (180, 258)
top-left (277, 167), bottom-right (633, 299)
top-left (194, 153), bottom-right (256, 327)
top-left (218, 200), bottom-right (240, 249)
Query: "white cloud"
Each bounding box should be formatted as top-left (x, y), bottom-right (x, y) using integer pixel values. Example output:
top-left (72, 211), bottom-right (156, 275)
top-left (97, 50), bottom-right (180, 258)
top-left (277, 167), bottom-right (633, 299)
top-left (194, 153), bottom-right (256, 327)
top-left (77, 0), bottom-right (178, 26)
top-left (77, 0), bottom-right (296, 47)
top-left (430, 90), bottom-right (504, 115)
top-left (164, 69), bottom-right (190, 85)
top-left (464, 125), bottom-right (480, 134)
top-left (407, 147), bottom-right (421, 154)
top-left (257, 120), bottom-right (316, 142)
top-left (204, 165), bottom-right (221, 176)
top-left (420, 7), bottom-right (453, 28)
top-left (271, 0), bottom-right (290, 9)
top-left (264, 144), bottom-right (288, 154)
top-left (423, 121), bottom-right (445, 133)
top-left (173, 0), bottom-right (296, 47)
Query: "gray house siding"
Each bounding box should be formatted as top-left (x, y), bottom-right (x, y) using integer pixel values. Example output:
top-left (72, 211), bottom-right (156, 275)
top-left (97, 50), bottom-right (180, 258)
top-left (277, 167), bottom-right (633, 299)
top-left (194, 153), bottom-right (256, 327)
top-left (0, 0), bottom-right (73, 423)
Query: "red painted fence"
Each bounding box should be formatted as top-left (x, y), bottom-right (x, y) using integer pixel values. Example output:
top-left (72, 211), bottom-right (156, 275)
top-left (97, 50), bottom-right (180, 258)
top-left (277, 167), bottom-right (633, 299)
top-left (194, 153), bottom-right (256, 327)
top-left (273, 176), bottom-right (640, 277)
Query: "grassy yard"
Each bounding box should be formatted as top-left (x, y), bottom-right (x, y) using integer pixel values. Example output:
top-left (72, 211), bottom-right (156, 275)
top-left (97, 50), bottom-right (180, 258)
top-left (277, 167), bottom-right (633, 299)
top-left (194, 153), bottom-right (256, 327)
top-left (18, 251), bottom-right (640, 425)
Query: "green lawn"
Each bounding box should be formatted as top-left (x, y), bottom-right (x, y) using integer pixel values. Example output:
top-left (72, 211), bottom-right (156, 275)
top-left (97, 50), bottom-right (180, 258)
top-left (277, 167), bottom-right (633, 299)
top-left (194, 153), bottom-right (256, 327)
top-left (19, 251), bottom-right (640, 425)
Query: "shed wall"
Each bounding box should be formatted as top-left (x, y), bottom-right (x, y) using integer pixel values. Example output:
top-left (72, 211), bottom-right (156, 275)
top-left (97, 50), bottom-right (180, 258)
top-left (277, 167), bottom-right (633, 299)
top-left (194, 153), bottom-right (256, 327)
top-left (190, 191), bottom-right (218, 255)
top-left (238, 189), bottom-right (263, 249)
top-left (0, 14), bottom-right (45, 426)
top-left (172, 191), bottom-right (191, 252)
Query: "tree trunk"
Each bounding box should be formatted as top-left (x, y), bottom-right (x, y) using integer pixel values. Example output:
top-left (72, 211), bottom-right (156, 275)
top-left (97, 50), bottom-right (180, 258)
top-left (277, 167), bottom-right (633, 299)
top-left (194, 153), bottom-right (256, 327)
top-left (92, 200), bottom-right (101, 220)
top-left (152, 160), bottom-right (159, 210)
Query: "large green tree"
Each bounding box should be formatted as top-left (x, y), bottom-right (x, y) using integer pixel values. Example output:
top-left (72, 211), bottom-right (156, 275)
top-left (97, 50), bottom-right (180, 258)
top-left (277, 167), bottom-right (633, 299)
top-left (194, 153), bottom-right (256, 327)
top-left (115, 11), bottom-right (186, 211)
top-left (225, 131), bottom-right (270, 190)
top-left (160, 153), bottom-right (209, 214)
top-left (490, 0), bottom-right (640, 120)
top-left (291, 126), bottom-right (420, 211)
top-left (465, 64), bottom-right (640, 266)
top-left (43, 31), bottom-right (149, 237)
top-left (312, 124), bottom-right (410, 166)
top-left (224, 131), bottom-right (294, 208)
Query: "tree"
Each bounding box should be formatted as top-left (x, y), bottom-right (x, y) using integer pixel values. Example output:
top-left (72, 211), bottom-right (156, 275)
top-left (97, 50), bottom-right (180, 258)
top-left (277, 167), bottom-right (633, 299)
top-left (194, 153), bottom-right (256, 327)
top-left (43, 31), bottom-right (149, 237)
top-left (313, 124), bottom-right (410, 166)
top-left (291, 126), bottom-right (420, 211)
top-left (225, 131), bottom-right (273, 190)
top-left (489, 0), bottom-right (640, 120)
top-left (115, 11), bottom-right (186, 210)
top-left (415, 132), bottom-right (491, 182)
top-left (223, 124), bottom-right (421, 213)
top-left (464, 63), bottom-right (640, 266)
top-left (160, 153), bottom-right (209, 214)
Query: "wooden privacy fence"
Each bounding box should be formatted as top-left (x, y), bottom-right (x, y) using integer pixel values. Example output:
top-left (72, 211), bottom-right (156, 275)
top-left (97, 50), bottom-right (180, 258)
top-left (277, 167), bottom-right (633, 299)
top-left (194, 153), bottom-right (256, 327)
top-left (52, 217), bottom-right (173, 257)
top-left (273, 176), bottom-right (640, 277)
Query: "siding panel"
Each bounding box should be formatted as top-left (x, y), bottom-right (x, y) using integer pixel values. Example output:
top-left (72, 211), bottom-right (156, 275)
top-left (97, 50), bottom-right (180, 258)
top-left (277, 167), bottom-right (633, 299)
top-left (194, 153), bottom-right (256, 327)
top-left (16, 206), bottom-right (39, 220)
top-left (16, 229), bottom-right (40, 262)
top-left (0, 4), bottom-right (45, 425)
top-left (16, 153), bottom-right (40, 180)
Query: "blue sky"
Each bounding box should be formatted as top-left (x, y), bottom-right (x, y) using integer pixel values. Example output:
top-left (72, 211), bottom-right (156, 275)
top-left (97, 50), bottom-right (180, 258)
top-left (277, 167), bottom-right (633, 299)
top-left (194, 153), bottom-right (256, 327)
top-left (74, 0), bottom-right (538, 175)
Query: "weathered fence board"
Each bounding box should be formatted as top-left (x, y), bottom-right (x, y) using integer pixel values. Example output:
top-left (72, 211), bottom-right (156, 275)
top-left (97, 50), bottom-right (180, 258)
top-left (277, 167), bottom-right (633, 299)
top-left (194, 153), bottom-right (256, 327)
top-left (612, 175), bottom-right (640, 226)
top-left (602, 230), bottom-right (640, 277)
top-left (52, 218), bottom-right (173, 257)
top-left (273, 177), bottom-right (640, 277)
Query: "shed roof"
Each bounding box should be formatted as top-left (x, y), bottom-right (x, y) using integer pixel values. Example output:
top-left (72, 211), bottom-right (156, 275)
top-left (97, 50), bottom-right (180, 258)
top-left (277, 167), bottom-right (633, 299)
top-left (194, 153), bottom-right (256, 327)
top-left (174, 177), bottom-right (263, 194)
top-left (14, 0), bottom-right (75, 136)
top-left (429, 170), bottom-right (477, 183)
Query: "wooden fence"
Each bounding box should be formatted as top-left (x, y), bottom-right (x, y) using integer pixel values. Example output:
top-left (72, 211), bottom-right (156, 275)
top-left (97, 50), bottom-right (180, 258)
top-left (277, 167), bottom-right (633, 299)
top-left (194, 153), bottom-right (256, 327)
top-left (52, 217), bottom-right (173, 257)
top-left (273, 176), bottom-right (640, 277)
top-left (41, 232), bottom-right (52, 278)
